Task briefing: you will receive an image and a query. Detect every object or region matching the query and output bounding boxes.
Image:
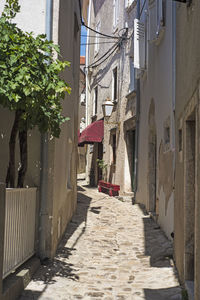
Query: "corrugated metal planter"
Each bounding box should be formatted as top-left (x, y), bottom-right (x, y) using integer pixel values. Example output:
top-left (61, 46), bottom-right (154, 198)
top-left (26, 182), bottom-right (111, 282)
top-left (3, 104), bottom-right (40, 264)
top-left (3, 188), bottom-right (37, 279)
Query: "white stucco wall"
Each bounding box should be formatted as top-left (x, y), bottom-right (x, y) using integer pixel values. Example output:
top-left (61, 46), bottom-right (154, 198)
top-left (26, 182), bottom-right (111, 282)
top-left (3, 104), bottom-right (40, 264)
top-left (136, 1), bottom-right (175, 239)
top-left (0, 0), bottom-right (46, 35)
top-left (86, 0), bottom-right (137, 192)
top-left (0, 0), bottom-right (80, 258)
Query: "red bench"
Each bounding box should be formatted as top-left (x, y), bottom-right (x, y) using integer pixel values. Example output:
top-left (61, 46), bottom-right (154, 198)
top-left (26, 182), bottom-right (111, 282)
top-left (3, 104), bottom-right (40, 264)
top-left (98, 180), bottom-right (120, 196)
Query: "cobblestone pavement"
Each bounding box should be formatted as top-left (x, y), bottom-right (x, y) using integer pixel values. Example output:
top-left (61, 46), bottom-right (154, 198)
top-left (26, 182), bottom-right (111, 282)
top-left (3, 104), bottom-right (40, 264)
top-left (19, 181), bottom-right (182, 300)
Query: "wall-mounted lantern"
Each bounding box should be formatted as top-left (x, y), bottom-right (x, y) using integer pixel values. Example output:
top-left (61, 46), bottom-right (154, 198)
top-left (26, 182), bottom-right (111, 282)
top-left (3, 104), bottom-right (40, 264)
top-left (102, 97), bottom-right (120, 130)
top-left (102, 97), bottom-right (114, 118)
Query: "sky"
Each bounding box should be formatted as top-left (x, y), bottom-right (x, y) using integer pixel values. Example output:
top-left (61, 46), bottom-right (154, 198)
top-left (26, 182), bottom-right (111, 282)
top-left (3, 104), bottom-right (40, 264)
top-left (80, 25), bottom-right (87, 57)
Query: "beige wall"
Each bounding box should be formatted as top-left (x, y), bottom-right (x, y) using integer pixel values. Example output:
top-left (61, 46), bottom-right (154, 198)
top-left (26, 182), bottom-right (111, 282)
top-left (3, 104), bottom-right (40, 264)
top-left (0, 0), bottom-right (80, 259)
top-left (78, 68), bottom-right (87, 174)
top-left (175, 0), bottom-right (200, 297)
top-left (135, 1), bottom-right (175, 240)
top-left (45, 0), bottom-right (80, 257)
top-left (86, 0), bottom-right (137, 193)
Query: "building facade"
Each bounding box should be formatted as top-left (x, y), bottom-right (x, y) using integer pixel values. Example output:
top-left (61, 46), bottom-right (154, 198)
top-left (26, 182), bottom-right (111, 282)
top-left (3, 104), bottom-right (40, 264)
top-left (135, 0), bottom-right (176, 240)
top-left (84, 0), bottom-right (137, 192)
top-left (174, 0), bottom-right (200, 298)
top-left (84, 0), bottom-right (175, 241)
top-left (0, 0), bottom-right (81, 259)
top-left (78, 56), bottom-right (87, 174)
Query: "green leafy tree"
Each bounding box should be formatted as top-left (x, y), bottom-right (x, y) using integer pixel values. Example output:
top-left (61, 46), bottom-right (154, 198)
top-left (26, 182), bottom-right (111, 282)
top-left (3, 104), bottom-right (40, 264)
top-left (0, 0), bottom-right (71, 188)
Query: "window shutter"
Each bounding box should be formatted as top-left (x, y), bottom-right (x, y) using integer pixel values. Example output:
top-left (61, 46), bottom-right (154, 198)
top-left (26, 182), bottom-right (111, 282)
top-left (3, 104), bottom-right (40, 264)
top-left (134, 19), bottom-right (145, 69)
top-left (113, 0), bottom-right (116, 27)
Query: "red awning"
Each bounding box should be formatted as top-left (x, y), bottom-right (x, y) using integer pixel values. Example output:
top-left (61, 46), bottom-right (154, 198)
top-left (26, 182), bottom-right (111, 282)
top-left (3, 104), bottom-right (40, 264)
top-left (78, 120), bottom-right (104, 146)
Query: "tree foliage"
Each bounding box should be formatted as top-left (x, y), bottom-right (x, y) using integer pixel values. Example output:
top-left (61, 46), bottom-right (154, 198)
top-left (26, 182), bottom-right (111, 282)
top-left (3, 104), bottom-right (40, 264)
top-left (0, 0), bottom-right (71, 187)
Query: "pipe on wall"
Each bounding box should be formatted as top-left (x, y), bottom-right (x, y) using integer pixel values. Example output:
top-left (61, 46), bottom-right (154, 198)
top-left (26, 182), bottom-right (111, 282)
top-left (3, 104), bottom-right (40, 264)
top-left (39, 0), bottom-right (53, 260)
top-left (134, 0), bottom-right (141, 194)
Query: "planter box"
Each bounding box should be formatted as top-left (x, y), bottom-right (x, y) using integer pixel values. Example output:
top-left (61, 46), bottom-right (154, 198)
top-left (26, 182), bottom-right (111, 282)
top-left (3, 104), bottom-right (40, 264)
top-left (98, 180), bottom-right (120, 196)
top-left (3, 188), bottom-right (37, 279)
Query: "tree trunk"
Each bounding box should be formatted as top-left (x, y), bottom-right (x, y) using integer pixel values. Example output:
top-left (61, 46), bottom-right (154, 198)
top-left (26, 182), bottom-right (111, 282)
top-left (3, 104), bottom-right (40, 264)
top-left (17, 129), bottom-right (28, 188)
top-left (6, 110), bottom-right (21, 188)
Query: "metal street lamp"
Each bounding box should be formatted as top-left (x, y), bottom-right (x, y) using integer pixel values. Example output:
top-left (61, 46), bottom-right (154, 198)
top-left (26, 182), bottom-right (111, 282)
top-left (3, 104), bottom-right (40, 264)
top-left (102, 97), bottom-right (114, 118)
top-left (102, 97), bottom-right (120, 130)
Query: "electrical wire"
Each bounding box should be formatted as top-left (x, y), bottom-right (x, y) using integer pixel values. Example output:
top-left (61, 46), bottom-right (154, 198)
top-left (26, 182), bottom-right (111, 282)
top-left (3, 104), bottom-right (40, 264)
top-left (88, 41), bottom-right (121, 69)
top-left (140, 0), bottom-right (147, 18)
top-left (78, 0), bottom-right (120, 40)
top-left (81, 41), bottom-right (117, 46)
top-left (79, 0), bottom-right (128, 69)
top-left (86, 40), bottom-right (121, 68)
top-left (81, 34), bottom-right (118, 39)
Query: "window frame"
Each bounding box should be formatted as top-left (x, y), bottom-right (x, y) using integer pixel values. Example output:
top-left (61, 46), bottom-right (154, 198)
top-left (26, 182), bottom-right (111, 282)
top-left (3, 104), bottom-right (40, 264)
top-left (94, 21), bottom-right (100, 55)
top-left (112, 66), bottom-right (118, 102)
top-left (125, 0), bottom-right (135, 9)
top-left (113, 0), bottom-right (119, 29)
top-left (92, 86), bottom-right (98, 116)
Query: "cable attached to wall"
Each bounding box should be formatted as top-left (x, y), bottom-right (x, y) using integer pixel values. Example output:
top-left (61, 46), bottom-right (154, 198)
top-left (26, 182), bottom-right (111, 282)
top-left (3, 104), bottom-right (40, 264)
top-left (79, 0), bottom-right (120, 40)
top-left (79, 0), bottom-right (129, 69)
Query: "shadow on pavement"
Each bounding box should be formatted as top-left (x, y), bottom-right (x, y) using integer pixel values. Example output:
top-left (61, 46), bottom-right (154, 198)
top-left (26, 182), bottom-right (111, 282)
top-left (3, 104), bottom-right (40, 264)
top-left (19, 188), bottom-right (92, 300)
top-left (77, 185), bottom-right (85, 192)
top-left (137, 203), bottom-right (174, 268)
top-left (144, 286), bottom-right (182, 300)
top-left (61, 191), bottom-right (92, 249)
top-left (136, 204), bottom-right (182, 300)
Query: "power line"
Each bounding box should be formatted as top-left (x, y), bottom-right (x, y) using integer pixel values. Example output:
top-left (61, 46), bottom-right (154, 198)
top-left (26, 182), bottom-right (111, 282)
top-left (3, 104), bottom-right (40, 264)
top-left (90, 42), bottom-right (120, 68)
top-left (140, 0), bottom-right (147, 18)
top-left (79, 0), bottom-right (127, 69)
top-left (86, 40), bottom-right (120, 68)
top-left (81, 34), bottom-right (118, 39)
top-left (81, 41), bottom-right (117, 46)
top-left (87, 40), bottom-right (121, 69)
top-left (78, 0), bottom-right (120, 40)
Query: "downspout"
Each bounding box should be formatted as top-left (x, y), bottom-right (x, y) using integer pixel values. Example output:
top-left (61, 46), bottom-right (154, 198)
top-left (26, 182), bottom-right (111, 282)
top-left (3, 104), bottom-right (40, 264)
top-left (172, 0), bottom-right (176, 236)
top-left (85, 0), bottom-right (91, 183)
top-left (134, 0), bottom-right (140, 194)
top-left (85, 0), bottom-right (91, 127)
top-left (39, 0), bottom-right (53, 260)
top-left (172, 1), bottom-right (176, 143)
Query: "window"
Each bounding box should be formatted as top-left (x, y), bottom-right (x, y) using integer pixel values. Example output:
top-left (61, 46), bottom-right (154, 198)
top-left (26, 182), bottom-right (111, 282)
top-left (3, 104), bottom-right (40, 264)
top-left (94, 22), bottom-right (100, 54)
top-left (112, 134), bottom-right (116, 165)
top-left (129, 57), bottom-right (135, 92)
top-left (113, 0), bottom-right (118, 28)
top-left (93, 86), bottom-right (98, 116)
top-left (125, 0), bottom-right (135, 8)
top-left (164, 126), bottom-right (170, 145)
top-left (148, 0), bottom-right (165, 41)
top-left (179, 129), bottom-right (182, 152)
top-left (156, 0), bottom-right (165, 35)
top-left (112, 67), bottom-right (118, 101)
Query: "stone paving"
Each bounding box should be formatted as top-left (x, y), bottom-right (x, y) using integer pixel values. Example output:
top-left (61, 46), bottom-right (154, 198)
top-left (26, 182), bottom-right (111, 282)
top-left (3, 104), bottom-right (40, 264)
top-left (19, 181), bottom-right (182, 300)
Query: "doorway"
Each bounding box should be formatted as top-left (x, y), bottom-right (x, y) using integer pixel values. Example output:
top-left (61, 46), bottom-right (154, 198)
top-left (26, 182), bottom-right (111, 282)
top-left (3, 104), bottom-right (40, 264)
top-left (97, 142), bottom-right (103, 181)
top-left (184, 115), bottom-right (196, 282)
top-left (127, 130), bottom-right (136, 192)
top-left (148, 99), bottom-right (157, 213)
top-left (148, 134), bottom-right (157, 212)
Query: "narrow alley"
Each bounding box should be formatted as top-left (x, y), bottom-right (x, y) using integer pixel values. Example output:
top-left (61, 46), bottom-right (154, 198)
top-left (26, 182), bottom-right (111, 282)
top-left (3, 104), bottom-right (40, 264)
top-left (20, 180), bottom-right (182, 300)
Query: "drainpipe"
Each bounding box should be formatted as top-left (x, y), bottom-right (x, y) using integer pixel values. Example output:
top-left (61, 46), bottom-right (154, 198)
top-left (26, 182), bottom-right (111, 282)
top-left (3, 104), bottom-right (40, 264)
top-left (134, 0), bottom-right (141, 194)
top-left (172, 1), bottom-right (176, 145)
top-left (85, 0), bottom-right (92, 183)
top-left (39, 0), bottom-right (53, 260)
